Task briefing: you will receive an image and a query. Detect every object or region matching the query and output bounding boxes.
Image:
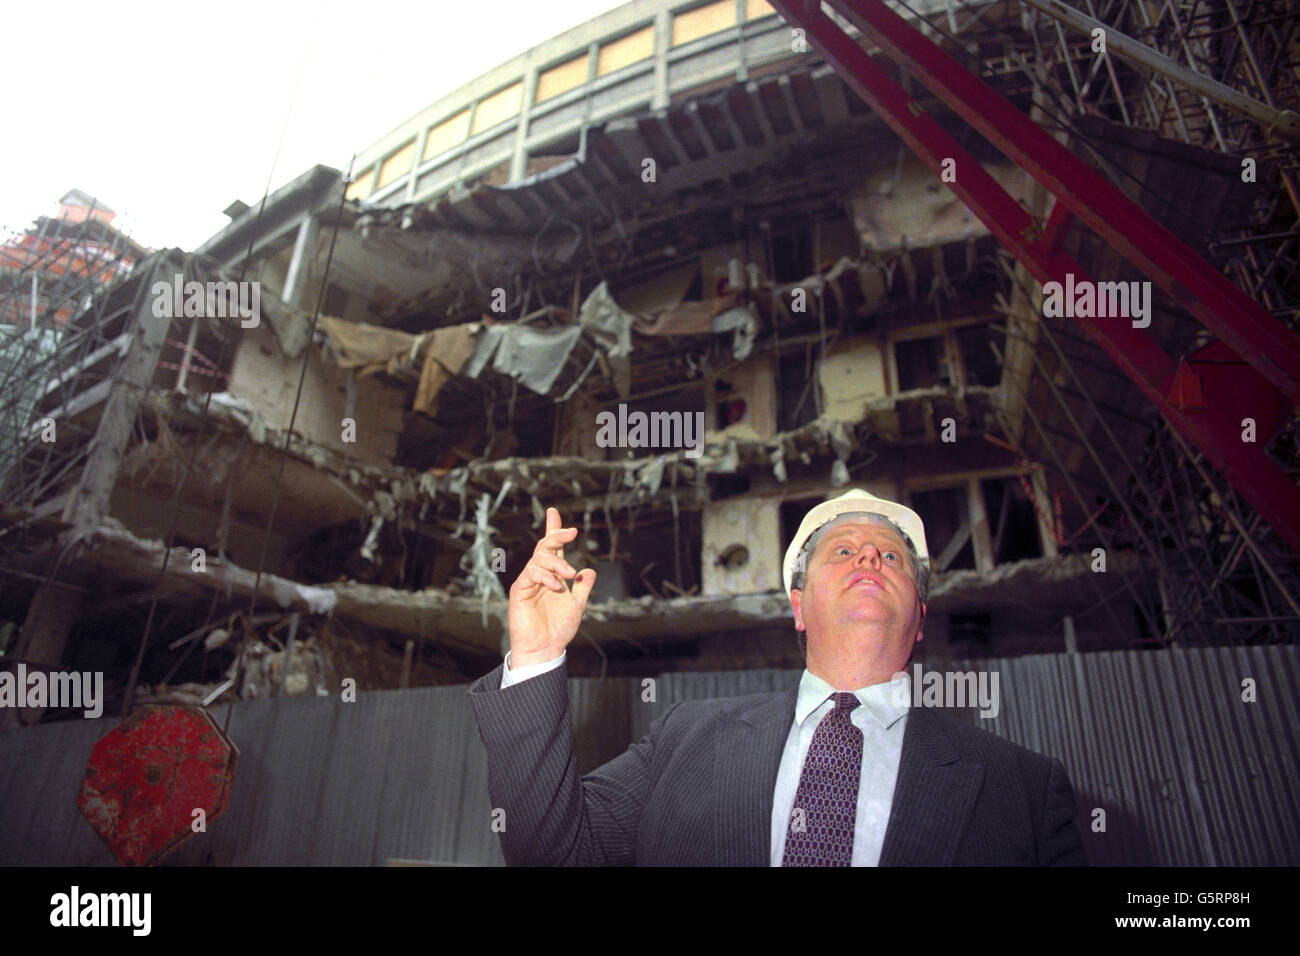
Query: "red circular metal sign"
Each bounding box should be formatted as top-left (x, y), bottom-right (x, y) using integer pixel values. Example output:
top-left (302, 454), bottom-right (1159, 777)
top-left (78, 705), bottom-right (238, 866)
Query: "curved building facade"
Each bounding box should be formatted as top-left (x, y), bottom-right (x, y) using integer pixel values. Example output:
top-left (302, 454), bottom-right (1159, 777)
top-left (347, 0), bottom-right (839, 207)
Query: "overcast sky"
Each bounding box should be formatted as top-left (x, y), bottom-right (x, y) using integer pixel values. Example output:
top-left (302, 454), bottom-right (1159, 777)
top-left (2, 0), bottom-right (622, 251)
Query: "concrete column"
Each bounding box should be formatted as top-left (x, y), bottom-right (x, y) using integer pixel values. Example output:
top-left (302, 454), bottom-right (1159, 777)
top-left (509, 68), bottom-right (539, 184)
top-left (735, 0), bottom-right (749, 82)
top-left (967, 478), bottom-right (995, 572)
top-left (407, 126), bottom-right (430, 202)
top-left (281, 213), bottom-right (321, 310)
top-left (1030, 467), bottom-right (1059, 558)
top-left (653, 8), bottom-right (671, 109)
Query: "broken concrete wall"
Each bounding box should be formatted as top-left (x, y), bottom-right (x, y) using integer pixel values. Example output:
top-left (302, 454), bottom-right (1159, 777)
top-left (701, 496), bottom-right (781, 596)
top-left (228, 323), bottom-right (406, 466)
top-left (818, 336), bottom-right (887, 421)
top-left (849, 156), bottom-right (1032, 253)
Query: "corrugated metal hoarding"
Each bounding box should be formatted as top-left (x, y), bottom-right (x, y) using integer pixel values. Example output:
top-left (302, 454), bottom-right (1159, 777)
top-left (1, 646), bottom-right (1295, 865)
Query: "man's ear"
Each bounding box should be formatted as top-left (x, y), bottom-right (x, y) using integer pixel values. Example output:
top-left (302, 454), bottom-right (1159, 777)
top-left (790, 588), bottom-right (806, 632)
top-left (914, 602), bottom-right (926, 644)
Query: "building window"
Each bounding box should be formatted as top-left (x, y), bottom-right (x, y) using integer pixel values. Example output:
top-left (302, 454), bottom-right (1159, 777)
top-left (376, 141), bottom-right (415, 190)
top-left (472, 82), bottom-right (523, 135)
top-left (672, 0), bottom-right (737, 46)
top-left (597, 25), bottom-right (654, 76)
top-left (345, 168), bottom-right (374, 201)
top-left (423, 110), bottom-right (471, 163)
top-left (536, 54), bottom-right (589, 104)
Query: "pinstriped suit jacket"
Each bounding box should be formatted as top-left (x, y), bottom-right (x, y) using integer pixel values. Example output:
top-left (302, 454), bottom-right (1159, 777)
top-left (468, 662), bottom-right (1088, 866)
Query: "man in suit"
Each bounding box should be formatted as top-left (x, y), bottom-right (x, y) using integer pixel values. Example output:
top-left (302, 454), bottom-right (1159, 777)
top-left (467, 488), bottom-right (1088, 866)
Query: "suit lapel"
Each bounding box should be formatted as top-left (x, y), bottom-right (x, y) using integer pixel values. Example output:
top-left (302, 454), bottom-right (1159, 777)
top-left (713, 681), bottom-right (798, 866)
top-left (879, 707), bottom-right (983, 865)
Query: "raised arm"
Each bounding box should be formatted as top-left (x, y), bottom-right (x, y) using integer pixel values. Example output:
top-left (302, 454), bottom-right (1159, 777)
top-left (468, 508), bottom-right (664, 865)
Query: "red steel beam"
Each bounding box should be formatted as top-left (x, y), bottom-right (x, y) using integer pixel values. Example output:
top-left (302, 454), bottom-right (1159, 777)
top-left (826, 0), bottom-right (1300, 404)
top-left (769, 0), bottom-right (1300, 552)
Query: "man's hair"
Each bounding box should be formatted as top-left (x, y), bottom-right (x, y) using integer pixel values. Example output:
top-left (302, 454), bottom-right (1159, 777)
top-left (790, 512), bottom-right (930, 604)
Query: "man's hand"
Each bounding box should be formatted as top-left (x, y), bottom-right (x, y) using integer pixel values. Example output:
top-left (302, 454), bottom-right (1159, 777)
top-left (507, 507), bottom-right (597, 669)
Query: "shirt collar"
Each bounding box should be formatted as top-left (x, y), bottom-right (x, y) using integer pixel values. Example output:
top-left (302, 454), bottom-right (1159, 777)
top-left (795, 668), bottom-right (910, 730)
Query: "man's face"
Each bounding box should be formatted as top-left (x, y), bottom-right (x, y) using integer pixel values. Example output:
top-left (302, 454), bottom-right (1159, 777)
top-left (789, 516), bottom-right (925, 672)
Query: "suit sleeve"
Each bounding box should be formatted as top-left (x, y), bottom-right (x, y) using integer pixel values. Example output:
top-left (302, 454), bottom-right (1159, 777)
top-left (468, 659), bottom-right (680, 866)
top-left (1037, 757), bottom-right (1089, 866)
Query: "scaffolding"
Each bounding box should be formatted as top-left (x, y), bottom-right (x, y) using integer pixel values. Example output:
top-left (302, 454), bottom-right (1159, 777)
top-left (991, 0), bottom-right (1300, 644)
top-left (0, 207), bottom-right (147, 518)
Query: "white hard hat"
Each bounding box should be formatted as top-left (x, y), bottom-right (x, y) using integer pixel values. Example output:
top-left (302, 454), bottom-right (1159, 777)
top-left (782, 488), bottom-right (929, 596)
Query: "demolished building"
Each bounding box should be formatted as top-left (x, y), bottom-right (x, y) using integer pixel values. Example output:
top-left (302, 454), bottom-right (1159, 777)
top-left (2, 0), bottom-right (1298, 725)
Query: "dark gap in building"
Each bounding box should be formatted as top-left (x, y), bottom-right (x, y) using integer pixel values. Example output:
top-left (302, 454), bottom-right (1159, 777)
top-left (591, 134), bottom-right (633, 180)
top-left (780, 497), bottom-right (822, 559)
top-left (895, 335), bottom-right (949, 391)
top-left (957, 322), bottom-right (1003, 387)
top-left (395, 412), bottom-right (450, 470)
top-left (726, 90), bottom-right (765, 146)
top-left (684, 268), bottom-right (703, 300)
top-left (791, 73), bottom-right (823, 126)
top-left (290, 518), bottom-right (381, 585)
top-left (667, 110), bottom-right (707, 161)
top-left (761, 83), bottom-right (794, 137)
top-left (584, 513), bottom-right (701, 601)
top-left (636, 118), bottom-right (680, 171)
top-left (910, 486), bottom-right (976, 571)
top-left (698, 101), bottom-right (735, 150)
top-left (504, 400), bottom-right (556, 458)
top-left (777, 350), bottom-right (818, 432)
top-left (770, 228), bottom-right (813, 283)
top-left (709, 472), bottom-right (751, 500)
top-left (405, 533), bottom-right (442, 591)
top-left (982, 478), bottom-right (1043, 563)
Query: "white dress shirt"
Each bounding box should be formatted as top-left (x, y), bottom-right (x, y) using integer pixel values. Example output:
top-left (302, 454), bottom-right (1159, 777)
top-left (499, 652), bottom-right (910, 866)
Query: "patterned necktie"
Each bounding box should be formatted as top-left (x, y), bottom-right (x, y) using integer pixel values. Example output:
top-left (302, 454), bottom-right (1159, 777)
top-left (782, 692), bottom-right (863, 867)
